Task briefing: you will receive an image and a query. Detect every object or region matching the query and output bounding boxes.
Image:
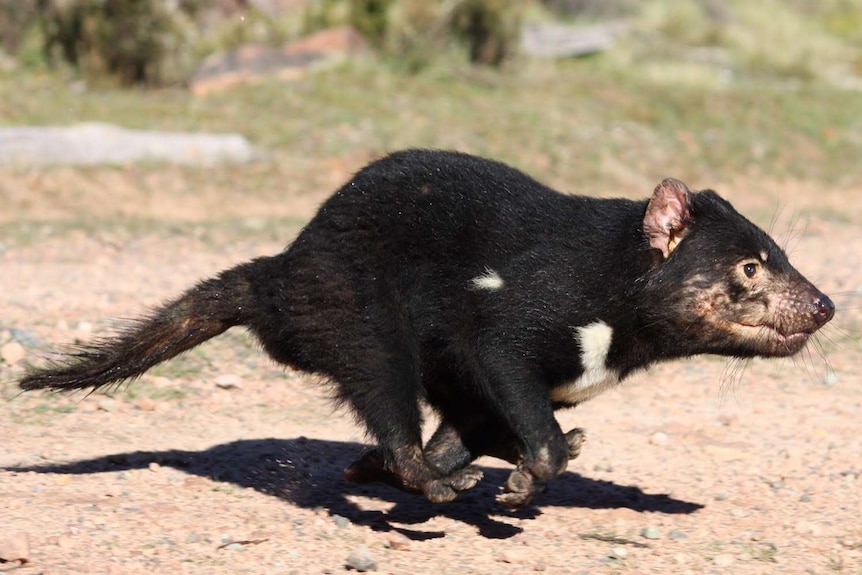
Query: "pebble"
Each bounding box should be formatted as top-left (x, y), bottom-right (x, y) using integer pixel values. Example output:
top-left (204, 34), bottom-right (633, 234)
top-left (135, 397), bottom-right (157, 412)
top-left (649, 431), bottom-right (668, 446)
top-left (641, 526), bottom-right (662, 540)
top-left (97, 398), bottom-right (117, 412)
top-left (223, 543), bottom-right (245, 551)
top-left (346, 544), bottom-right (377, 572)
top-left (215, 373), bottom-right (242, 390)
top-left (10, 327), bottom-right (40, 347)
top-left (824, 371), bottom-right (839, 386)
top-left (385, 532), bottom-right (411, 551)
top-left (499, 548), bottom-right (528, 564)
top-left (332, 514), bottom-right (350, 528)
top-left (1, 341), bottom-right (26, 365)
top-left (609, 546), bottom-right (628, 559)
top-left (668, 529), bottom-right (688, 540)
top-left (0, 531), bottom-right (30, 563)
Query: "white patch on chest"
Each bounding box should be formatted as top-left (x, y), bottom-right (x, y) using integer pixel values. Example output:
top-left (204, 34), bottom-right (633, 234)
top-left (470, 268), bottom-right (504, 291)
top-left (550, 320), bottom-right (620, 404)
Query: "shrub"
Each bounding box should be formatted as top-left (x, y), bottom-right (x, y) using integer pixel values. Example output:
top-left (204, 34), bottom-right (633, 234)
top-left (450, 0), bottom-right (524, 66)
top-left (349, 0), bottom-right (393, 49)
top-left (38, 0), bottom-right (203, 86)
top-left (0, 0), bottom-right (39, 55)
top-left (307, 0), bottom-right (524, 70)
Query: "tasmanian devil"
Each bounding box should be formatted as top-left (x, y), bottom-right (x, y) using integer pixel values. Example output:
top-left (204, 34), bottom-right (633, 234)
top-left (19, 149), bottom-right (834, 507)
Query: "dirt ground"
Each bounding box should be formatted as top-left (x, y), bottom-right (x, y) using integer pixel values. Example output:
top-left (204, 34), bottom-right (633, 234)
top-left (1, 174), bottom-right (860, 575)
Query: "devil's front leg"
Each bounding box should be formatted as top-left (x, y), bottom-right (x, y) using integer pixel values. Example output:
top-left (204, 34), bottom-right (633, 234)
top-left (423, 418), bottom-right (586, 475)
top-left (460, 355), bottom-right (571, 507)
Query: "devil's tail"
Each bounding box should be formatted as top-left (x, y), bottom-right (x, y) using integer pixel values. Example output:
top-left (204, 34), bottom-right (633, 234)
top-left (19, 261), bottom-right (258, 392)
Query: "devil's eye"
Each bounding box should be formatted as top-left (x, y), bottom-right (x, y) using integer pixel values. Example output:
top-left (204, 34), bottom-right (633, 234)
top-left (743, 263), bottom-right (758, 278)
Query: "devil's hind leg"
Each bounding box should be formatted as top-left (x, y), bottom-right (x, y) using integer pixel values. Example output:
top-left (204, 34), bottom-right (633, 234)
top-left (307, 316), bottom-right (481, 502)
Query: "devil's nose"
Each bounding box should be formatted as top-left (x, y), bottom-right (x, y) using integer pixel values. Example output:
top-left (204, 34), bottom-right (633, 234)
top-left (814, 294), bottom-right (835, 325)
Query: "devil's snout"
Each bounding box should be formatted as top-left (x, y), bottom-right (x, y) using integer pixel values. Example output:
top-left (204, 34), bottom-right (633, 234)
top-left (813, 293), bottom-right (835, 326)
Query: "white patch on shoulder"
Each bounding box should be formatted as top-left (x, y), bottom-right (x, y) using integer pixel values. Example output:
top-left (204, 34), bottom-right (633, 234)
top-left (470, 268), bottom-right (505, 291)
top-left (550, 320), bottom-right (620, 404)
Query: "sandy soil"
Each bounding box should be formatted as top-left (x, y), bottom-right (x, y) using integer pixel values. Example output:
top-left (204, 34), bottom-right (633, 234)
top-left (1, 175), bottom-right (860, 575)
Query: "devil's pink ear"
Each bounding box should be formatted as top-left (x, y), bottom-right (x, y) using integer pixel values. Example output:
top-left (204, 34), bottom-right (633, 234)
top-left (643, 178), bottom-right (692, 259)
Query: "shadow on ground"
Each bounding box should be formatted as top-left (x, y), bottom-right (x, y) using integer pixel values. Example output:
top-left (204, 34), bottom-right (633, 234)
top-left (4, 437), bottom-right (704, 540)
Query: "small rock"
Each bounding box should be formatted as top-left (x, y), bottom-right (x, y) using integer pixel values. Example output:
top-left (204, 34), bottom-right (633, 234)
top-left (499, 548), bottom-right (528, 564)
top-left (215, 374), bottom-right (242, 390)
top-left (668, 529), bottom-right (688, 540)
top-left (609, 546), bottom-right (628, 559)
top-left (332, 514), bottom-right (350, 528)
top-left (346, 544), bottom-right (377, 572)
top-left (385, 532), bottom-right (411, 551)
top-left (1, 341), bottom-right (26, 365)
top-left (10, 327), bottom-right (40, 347)
top-left (148, 462), bottom-right (161, 473)
top-left (713, 553), bottom-right (735, 567)
top-left (97, 398), bottom-right (116, 412)
top-left (76, 321), bottom-right (93, 333)
top-left (135, 397), bottom-right (157, 412)
top-left (800, 493), bottom-right (812, 502)
top-left (824, 371), bottom-right (839, 386)
top-left (714, 490), bottom-right (729, 501)
top-left (649, 432), bottom-right (668, 446)
top-left (717, 413), bottom-right (738, 427)
top-left (641, 526), bottom-right (661, 540)
top-left (0, 532), bottom-right (30, 563)
top-left (191, 27), bottom-right (370, 96)
top-left (0, 124), bottom-right (256, 167)
top-left (223, 542), bottom-right (245, 551)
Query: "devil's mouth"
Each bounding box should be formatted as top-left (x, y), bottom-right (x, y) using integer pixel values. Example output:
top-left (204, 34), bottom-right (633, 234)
top-left (732, 322), bottom-right (811, 356)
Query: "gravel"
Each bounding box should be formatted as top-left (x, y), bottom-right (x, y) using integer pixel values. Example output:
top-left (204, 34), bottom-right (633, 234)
top-left (0, 182), bottom-right (859, 575)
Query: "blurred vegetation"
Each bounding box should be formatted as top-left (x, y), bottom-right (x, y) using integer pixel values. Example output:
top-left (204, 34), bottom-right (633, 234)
top-left (1, 1), bottom-right (861, 84)
top-left (0, 0), bottom-right (526, 84)
top-left (0, 0), bottom-right (861, 228)
top-left (303, 0), bottom-right (525, 69)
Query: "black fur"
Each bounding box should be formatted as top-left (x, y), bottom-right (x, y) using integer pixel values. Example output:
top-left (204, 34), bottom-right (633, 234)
top-left (19, 149), bottom-right (834, 507)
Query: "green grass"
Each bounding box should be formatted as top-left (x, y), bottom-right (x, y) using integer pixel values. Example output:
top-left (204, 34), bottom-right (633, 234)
top-left (1, 1), bottom-right (861, 232)
top-left (0, 214), bottom-right (307, 250)
top-left (3, 58), bottom-right (861, 198)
